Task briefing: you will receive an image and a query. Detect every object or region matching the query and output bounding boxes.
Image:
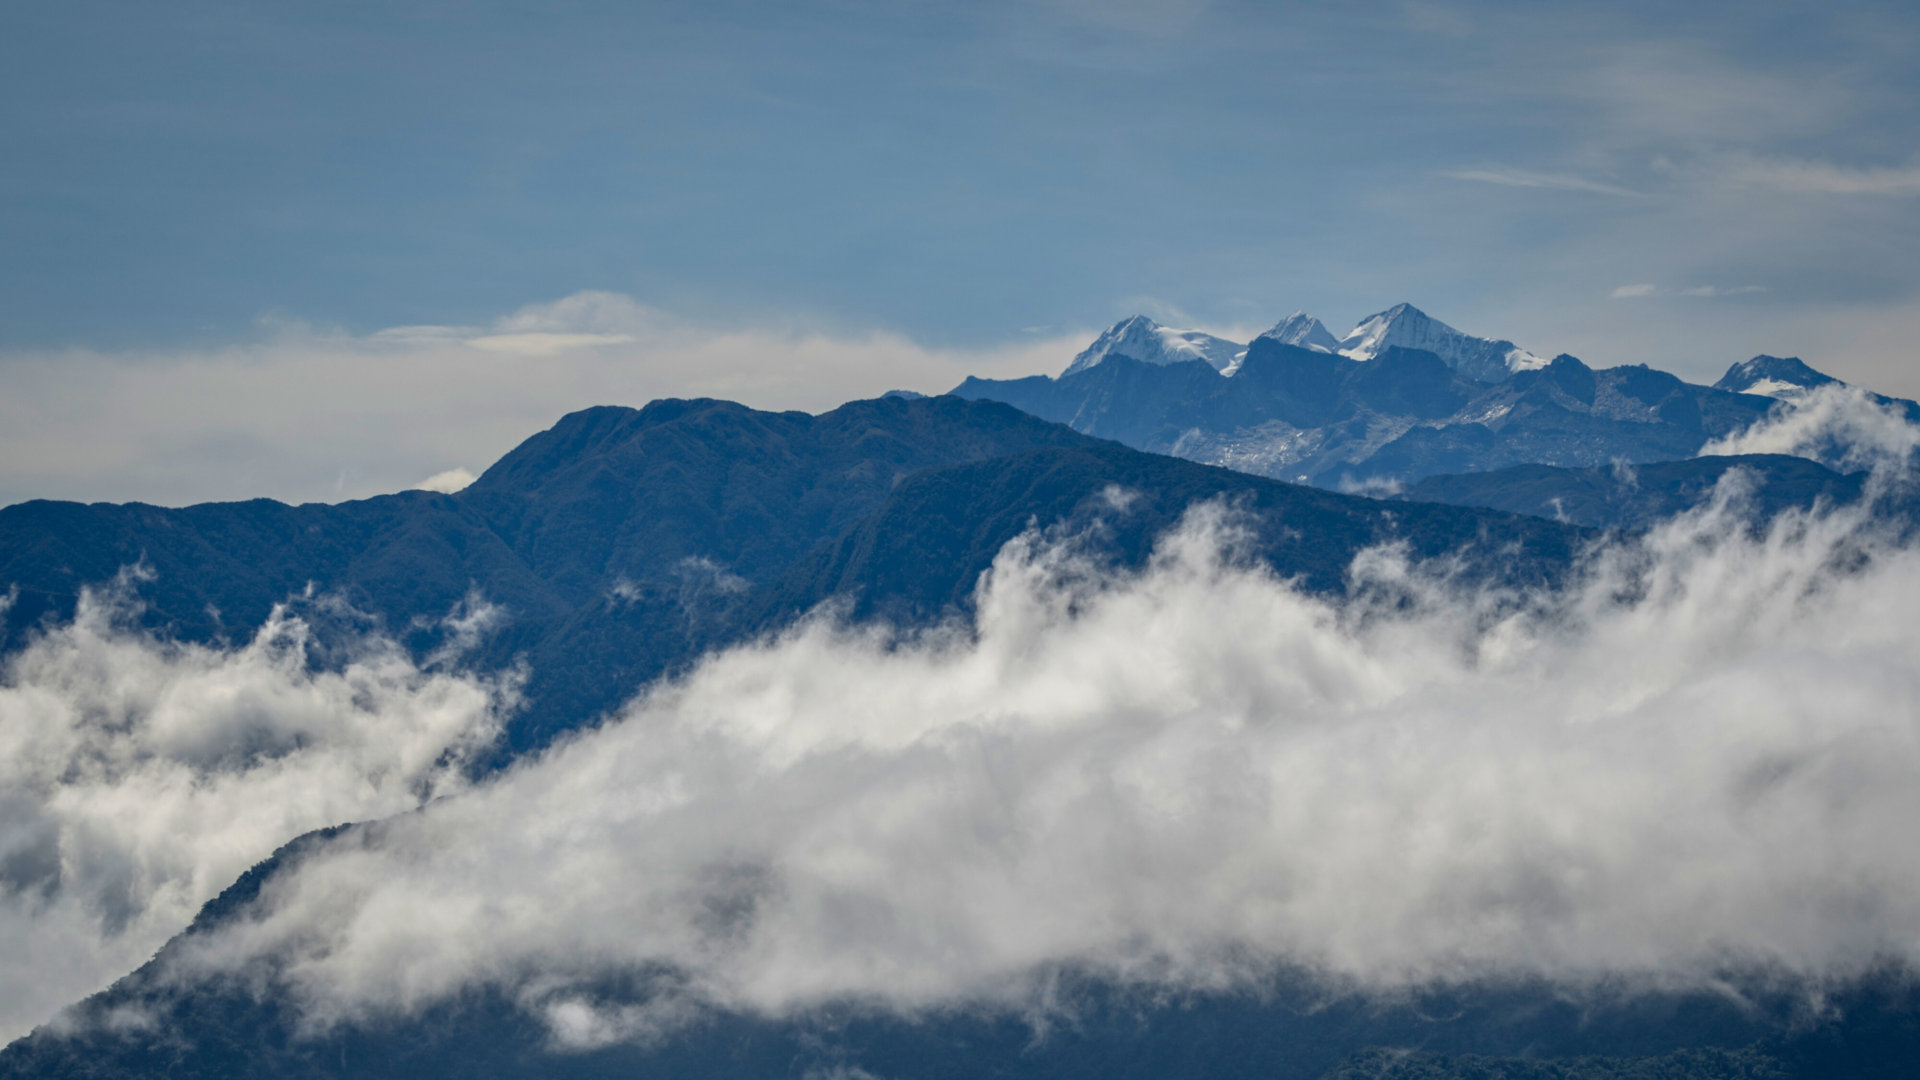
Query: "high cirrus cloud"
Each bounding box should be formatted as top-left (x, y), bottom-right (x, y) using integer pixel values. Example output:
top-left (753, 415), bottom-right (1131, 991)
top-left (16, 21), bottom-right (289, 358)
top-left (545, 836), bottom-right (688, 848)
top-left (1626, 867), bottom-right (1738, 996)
top-left (1712, 155), bottom-right (1920, 197)
top-left (1609, 284), bottom-right (1767, 300)
top-left (153, 433), bottom-right (1920, 1049)
top-left (1440, 167), bottom-right (1643, 197)
top-left (0, 573), bottom-right (516, 1042)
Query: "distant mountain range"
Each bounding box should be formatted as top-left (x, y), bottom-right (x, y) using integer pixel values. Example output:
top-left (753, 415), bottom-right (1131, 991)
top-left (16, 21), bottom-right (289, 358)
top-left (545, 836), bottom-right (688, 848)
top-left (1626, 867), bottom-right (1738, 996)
top-left (953, 305), bottom-right (1918, 500)
top-left (1057, 304), bottom-right (1546, 383)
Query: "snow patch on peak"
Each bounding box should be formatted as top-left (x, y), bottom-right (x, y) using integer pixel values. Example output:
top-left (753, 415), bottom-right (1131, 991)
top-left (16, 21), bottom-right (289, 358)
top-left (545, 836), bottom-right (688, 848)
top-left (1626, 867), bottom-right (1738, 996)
top-left (1335, 303), bottom-right (1544, 383)
top-left (1259, 309), bottom-right (1336, 351)
top-left (1713, 355), bottom-right (1839, 398)
top-left (1259, 312), bottom-right (1342, 353)
top-left (1220, 312), bottom-right (1341, 375)
top-left (1063, 316), bottom-right (1245, 377)
top-left (1740, 378), bottom-right (1810, 399)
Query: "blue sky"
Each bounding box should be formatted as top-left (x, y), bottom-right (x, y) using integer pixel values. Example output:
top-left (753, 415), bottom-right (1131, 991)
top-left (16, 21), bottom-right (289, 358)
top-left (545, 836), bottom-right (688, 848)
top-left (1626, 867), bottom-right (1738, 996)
top-left (3, 0), bottom-right (1919, 504)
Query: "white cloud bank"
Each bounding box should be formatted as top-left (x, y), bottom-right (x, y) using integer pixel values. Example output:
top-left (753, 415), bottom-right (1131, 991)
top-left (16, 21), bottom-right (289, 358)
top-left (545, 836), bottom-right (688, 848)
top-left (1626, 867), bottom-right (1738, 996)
top-left (0, 292), bottom-right (1088, 509)
top-left (122, 416), bottom-right (1920, 1048)
top-left (1702, 382), bottom-right (1920, 474)
top-left (0, 574), bottom-right (515, 1042)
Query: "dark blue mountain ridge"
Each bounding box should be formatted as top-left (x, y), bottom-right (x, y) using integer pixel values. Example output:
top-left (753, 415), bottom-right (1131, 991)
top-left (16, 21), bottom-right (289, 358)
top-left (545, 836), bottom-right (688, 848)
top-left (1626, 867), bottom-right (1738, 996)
top-left (1399, 453), bottom-right (1920, 531)
top-left (1, 395), bottom-right (1099, 750)
top-left (758, 441), bottom-right (1585, 628)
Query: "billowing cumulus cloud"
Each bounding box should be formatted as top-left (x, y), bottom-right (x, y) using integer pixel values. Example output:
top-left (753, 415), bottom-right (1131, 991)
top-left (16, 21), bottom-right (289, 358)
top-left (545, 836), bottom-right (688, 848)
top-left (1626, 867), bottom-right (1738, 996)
top-left (0, 573), bottom-right (515, 1041)
top-left (134, 434), bottom-right (1920, 1049)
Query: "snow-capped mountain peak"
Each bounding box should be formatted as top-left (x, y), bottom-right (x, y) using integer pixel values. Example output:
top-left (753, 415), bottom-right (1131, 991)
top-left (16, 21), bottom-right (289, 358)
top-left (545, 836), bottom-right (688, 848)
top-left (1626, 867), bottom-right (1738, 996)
top-left (1218, 312), bottom-right (1342, 375)
top-left (1712, 355), bottom-right (1838, 399)
top-left (1335, 303), bottom-right (1546, 383)
top-left (1259, 311), bottom-right (1342, 353)
top-left (1062, 316), bottom-right (1245, 377)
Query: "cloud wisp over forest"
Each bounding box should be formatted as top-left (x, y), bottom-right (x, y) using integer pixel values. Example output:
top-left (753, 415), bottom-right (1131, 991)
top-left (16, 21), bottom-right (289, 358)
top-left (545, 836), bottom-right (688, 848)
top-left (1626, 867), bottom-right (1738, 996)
top-left (0, 578), bottom-right (515, 1041)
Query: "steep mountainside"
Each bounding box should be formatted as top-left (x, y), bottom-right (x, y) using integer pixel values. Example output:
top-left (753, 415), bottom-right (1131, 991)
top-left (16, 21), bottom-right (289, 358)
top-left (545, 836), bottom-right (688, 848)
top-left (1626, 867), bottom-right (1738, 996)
top-left (952, 338), bottom-right (1779, 490)
top-left (1713, 355), bottom-right (1838, 398)
top-left (1334, 303), bottom-right (1547, 382)
top-left (1256, 311), bottom-right (1342, 355)
top-left (760, 443), bottom-right (1583, 627)
top-left (0, 396), bottom-right (1102, 749)
top-left (1060, 315), bottom-right (1244, 375)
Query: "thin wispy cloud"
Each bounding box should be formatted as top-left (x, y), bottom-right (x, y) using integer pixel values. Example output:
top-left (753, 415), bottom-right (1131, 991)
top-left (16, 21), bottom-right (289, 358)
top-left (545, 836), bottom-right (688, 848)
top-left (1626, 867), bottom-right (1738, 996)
top-left (465, 333), bottom-right (638, 357)
top-left (1399, 1), bottom-right (1474, 39)
top-left (1714, 155), bottom-right (1920, 196)
top-left (1581, 43), bottom-right (1841, 147)
top-left (1609, 284), bottom-right (1767, 300)
top-left (1438, 167), bottom-right (1643, 198)
top-left (1642, 152), bottom-right (1920, 197)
